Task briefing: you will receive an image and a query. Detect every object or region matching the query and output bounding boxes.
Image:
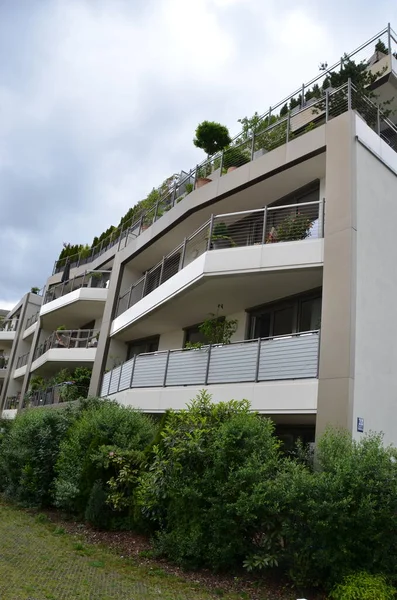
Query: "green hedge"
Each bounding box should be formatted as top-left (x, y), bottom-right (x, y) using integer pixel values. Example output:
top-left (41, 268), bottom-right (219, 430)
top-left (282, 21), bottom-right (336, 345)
top-left (1, 393), bottom-right (397, 594)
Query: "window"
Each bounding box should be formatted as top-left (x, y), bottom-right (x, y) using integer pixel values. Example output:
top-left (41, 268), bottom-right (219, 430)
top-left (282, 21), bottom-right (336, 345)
top-left (248, 290), bottom-right (321, 339)
top-left (127, 336), bottom-right (159, 360)
top-left (184, 324), bottom-right (207, 347)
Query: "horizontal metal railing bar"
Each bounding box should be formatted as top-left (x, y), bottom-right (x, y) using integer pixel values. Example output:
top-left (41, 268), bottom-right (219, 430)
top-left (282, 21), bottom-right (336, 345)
top-left (216, 200), bottom-right (320, 219)
top-left (33, 329), bottom-right (99, 360)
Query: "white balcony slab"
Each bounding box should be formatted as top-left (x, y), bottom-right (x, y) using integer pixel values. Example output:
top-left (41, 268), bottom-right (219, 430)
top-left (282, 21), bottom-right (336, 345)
top-left (23, 322), bottom-right (37, 339)
top-left (108, 379), bottom-right (318, 414)
top-left (0, 331), bottom-right (16, 342)
top-left (40, 287), bottom-right (108, 330)
top-left (13, 364), bottom-right (27, 379)
top-left (111, 239), bottom-right (324, 337)
top-left (1, 409), bottom-right (17, 420)
top-left (31, 347), bottom-right (97, 373)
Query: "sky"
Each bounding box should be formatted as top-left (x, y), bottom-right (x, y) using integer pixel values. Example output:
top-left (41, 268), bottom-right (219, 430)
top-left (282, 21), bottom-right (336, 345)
top-left (0, 0), bottom-right (396, 309)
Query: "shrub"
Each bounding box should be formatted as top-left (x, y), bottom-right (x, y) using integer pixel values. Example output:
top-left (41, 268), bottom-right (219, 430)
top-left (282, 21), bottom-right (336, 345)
top-left (223, 146), bottom-right (250, 170)
top-left (0, 408), bottom-right (75, 506)
top-left (53, 399), bottom-right (156, 525)
top-left (137, 390), bottom-right (282, 570)
top-left (193, 121), bottom-right (231, 156)
top-left (276, 430), bottom-right (397, 587)
top-left (330, 572), bottom-right (396, 600)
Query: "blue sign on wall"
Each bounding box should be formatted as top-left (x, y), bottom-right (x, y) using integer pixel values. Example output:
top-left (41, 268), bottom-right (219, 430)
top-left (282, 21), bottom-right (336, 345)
top-left (357, 417), bottom-right (364, 433)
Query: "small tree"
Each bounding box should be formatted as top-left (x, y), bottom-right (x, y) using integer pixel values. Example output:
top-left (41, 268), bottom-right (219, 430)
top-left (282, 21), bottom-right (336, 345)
top-left (193, 121), bottom-right (231, 157)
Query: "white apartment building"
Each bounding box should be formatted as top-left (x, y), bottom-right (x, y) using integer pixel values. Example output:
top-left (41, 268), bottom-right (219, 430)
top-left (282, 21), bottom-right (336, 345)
top-left (2, 25), bottom-right (397, 448)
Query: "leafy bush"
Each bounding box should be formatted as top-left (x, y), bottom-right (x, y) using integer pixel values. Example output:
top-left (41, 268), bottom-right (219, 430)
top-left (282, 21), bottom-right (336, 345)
top-left (330, 572), bottom-right (396, 600)
top-left (137, 390), bottom-right (282, 570)
top-left (275, 430), bottom-right (397, 587)
top-left (266, 213), bottom-right (313, 243)
top-left (54, 399), bottom-right (156, 525)
top-left (0, 408), bottom-right (75, 507)
top-left (223, 146), bottom-right (250, 170)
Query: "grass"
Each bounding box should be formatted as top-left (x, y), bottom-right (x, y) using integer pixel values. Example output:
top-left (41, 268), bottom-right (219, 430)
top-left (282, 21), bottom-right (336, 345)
top-left (0, 501), bottom-right (247, 600)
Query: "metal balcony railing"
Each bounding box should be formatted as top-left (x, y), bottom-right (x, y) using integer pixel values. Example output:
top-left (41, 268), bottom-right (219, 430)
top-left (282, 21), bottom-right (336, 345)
top-left (0, 319), bottom-right (18, 332)
top-left (0, 356), bottom-right (9, 370)
top-left (52, 24), bottom-right (397, 275)
top-left (44, 270), bottom-right (111, 305)
top-left (16, 352), bottom-right (30, 370)
top-left (33, 329), bottom-right (99, 361)
top-left (101, 330), bottom-right (320, 397)
top-left (25, 312), bottom-right (39, 329)
top-left (116, 199), bottom-right (323, 317)
top-left (4, 395), bottom-right (19, 410)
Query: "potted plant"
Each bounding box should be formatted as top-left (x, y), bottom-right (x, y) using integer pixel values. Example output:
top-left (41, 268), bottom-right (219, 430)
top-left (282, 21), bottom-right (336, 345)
top-left (211, 222), bottom-right (234, 249)
top-left (223, 146), bottom-right (250, 173)
top-left (90, 271), bottom-right (103, 288)
top-left (193, 121), bottom-right (231, 188)
top-left (31, 286), bottom-right (40, 294)
top-left (266, 212), bottom-right (314, 244)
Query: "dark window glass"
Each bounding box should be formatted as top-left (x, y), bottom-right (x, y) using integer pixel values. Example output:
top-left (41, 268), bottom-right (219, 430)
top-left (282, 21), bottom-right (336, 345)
top-left (127, 336), bottom-right (159, 360)
top-left (253, 312), bottom-right (271, 339)
top-left (273, 306), bottom-right (295, 336)
top-left (299, 297), bottom-right (322, 331)
top-left (185, 326), bottom-right (207, 346)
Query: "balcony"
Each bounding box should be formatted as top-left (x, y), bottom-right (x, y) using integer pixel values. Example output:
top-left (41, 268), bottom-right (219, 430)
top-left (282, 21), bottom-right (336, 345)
top-left (112, 201), bottom-right (324, 338)
top-left (101, 331), bottom-right (320, 413)
top-left (30, 329), bottom-right (98, 375)
top-left (0, 319), bottom-right (18, 342)
top-left (41, 270), bottom-right (110, 330)
top-left (0, 355), bottom-right (10, 378)
top-left (14, 352), bottom-right (29, 379)
top-left (23, 311), bottom-right (39, 339)
top-left (22, 383), bottom-right (72, 409)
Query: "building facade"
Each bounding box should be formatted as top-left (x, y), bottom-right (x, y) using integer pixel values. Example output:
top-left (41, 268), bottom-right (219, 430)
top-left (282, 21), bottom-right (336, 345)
top-left (2, 25), bottom-right (397, 447)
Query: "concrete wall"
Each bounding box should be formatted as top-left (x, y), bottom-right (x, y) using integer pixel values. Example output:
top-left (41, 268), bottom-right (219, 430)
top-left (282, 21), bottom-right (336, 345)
top-left (316, 112), bottom-right (357, 437)
top-left (351, 137), bottom-right (397, 445)
top-left (110, 379), bottom-right (318, 414)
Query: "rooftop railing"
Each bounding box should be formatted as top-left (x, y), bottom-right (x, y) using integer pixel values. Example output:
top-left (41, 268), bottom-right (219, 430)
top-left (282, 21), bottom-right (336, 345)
top-left (116, 199), bottom-right (323, 317)
top-left (101, 330), bottom-right (320, 397)
top-left (0, 319), bottom-right (19, 332)
top-left (44, 270), bottom-right (111, 305)
top-left (52, 24), bottom-right (397, 275)
top-left (33, 329), bottom-right (99, 361)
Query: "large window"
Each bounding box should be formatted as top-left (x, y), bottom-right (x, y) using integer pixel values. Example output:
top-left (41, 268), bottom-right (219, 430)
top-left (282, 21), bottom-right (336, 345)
top-left (126, 336), bottom-right (159, 360)
top-left (248, 290), bottom-right (321, 339)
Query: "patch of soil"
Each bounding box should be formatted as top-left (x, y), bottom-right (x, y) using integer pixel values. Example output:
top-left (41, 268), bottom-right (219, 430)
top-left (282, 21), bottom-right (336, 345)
top-left (38, 509), bottom-right (325, 600)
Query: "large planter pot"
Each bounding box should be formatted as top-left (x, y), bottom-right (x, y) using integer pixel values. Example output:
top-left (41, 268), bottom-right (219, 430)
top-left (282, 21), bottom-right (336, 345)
top-left (195, 177), bottom-right (212, 189)
top-left (212, 238), bottom-right (232, 249)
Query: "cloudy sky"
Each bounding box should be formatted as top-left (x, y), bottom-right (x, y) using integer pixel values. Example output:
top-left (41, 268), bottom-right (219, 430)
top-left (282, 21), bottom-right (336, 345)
top-left (0, 0), bottom-right (395, 309)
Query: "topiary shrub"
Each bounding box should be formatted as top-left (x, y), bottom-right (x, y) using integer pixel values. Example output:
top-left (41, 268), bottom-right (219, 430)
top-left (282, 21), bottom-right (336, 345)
top-left (53, 399), bottom-right (156, 527)
top-left (193, 121), bottom-right (231, 156)
top-left (330, 572), bottom-right (395, 600)
top-left (0, 408), bottom-right (75, 506)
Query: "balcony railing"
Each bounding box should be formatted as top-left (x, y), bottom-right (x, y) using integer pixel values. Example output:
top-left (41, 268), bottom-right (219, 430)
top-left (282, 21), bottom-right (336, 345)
top-left (101, 330), bottom-right (320, 397)
top-left (33, 329), bottom-right (99, 361)
top-left (44, 270), bottom-right (111, 305)
top-left (4, 395), bottom-right (19, 410)
top-left (116, 199), bottom-right (323, 317)
top-left (22, 383), bottom-right (71, 409)
top-left (0, 319), bottom-right (18, 332)
top-left (16, 352), bottom-right (30, 370)
top-left (53, 24), bottom-right (397, 278)
top-left (0, 356), bottom-right (9, 370)
top-left (25, 312), bottom-right (39, 329)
